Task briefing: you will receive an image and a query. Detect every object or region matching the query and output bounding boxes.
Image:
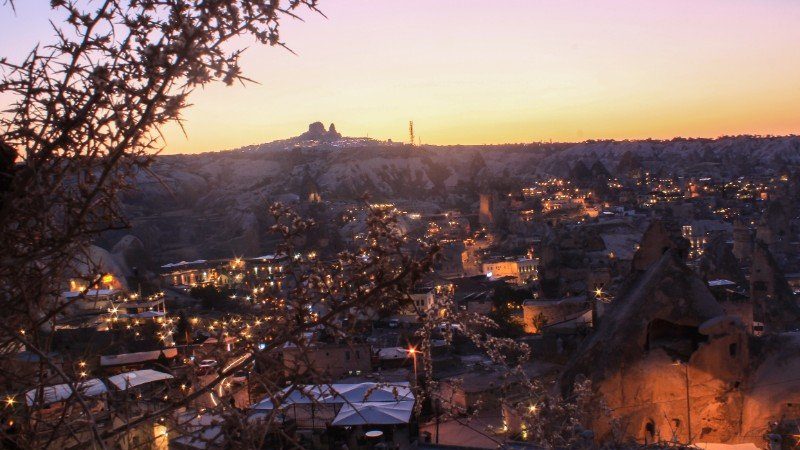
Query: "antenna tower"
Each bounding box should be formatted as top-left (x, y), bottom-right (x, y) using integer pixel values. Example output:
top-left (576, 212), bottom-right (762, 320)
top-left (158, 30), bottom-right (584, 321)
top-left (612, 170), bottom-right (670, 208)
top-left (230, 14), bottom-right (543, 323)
top-left (409, 121), bottom-right (415, 146)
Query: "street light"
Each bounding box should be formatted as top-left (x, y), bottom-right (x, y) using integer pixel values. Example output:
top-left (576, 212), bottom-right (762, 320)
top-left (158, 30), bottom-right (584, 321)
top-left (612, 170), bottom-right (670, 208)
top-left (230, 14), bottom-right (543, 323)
top-left (593, 288), bottom-right (612, 328)
top-left (408, 346), bottom-right (418, 383)
top-left (594, 287), bottom-right (611, 304)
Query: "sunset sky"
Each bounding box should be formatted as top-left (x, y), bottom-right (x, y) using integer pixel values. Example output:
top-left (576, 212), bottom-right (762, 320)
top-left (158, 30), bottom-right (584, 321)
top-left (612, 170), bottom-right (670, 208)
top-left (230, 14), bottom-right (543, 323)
top-left (2, 1), bottom-right (799, 154)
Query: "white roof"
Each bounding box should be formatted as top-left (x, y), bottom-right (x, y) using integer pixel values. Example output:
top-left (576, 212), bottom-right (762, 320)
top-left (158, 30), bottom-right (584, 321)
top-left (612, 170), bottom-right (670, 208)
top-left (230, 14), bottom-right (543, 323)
top-left (708, 279), bottom-right (736, 287)
top-left (251, 385), bottom-right (331, 410)
top-left (161, 259), bottom-right (207, 269)
top-left (100, 348), bottom-right (178, 367)
top-left (107, 369), bottom-right (174, 390)
top-left (62, 289), bottom-right (118, 298)
top-left (252, 382), bottom-right (414, 410)
top-left (331, 400), bottom-right (414, 426)
top-left (120, 310), bottom-right (165, 319)
top-left (378, 347), bottom-right (409, 360)
top-left (546, 310), bottom-right (593, 330)
top-left (203, 336), bottom-right (237, 345)
top-left (523, 296), bottom-right (587, 307)
top-left (25, 378), bottom-right (108, 406)
top-left (326, 382), bottom-right (413, 404)
top-left (171, 412), bottom-right (223, 449)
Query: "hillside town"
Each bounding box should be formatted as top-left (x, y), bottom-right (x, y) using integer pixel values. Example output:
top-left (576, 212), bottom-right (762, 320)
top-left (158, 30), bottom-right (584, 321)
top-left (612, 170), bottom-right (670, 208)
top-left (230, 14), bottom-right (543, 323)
top-left (7, 146), bottom-right (800, 450)
top-left (3, 1), bottom-right (800, 449)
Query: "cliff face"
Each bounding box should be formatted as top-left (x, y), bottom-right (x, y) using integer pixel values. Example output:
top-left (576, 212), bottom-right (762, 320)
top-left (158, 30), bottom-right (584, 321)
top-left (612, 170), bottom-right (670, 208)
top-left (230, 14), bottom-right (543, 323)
top-left (561, 250), bottom-right (749, 444)
top-left (563, 250), bottom-right (726, 383)
top-left (537, 136), bottom-right (800, 178)
top-left (749, 241), bottom-right (800, 331)
top-left (631, 221), bottom-right (690, 273)
top-left (741, 333), bottom-right (800, 442)
top-left (561, 246), bottom-right (800, 447)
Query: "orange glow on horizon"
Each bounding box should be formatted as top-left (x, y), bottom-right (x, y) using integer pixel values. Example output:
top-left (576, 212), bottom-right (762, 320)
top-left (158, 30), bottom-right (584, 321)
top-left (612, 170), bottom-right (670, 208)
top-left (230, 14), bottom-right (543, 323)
top-left (2, 1), bottom-right (799, 154)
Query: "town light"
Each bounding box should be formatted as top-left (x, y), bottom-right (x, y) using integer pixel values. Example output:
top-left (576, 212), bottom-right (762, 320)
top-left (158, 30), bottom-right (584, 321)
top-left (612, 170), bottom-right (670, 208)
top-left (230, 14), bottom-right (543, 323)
top-left (408, 346), bottom-right (418, 383)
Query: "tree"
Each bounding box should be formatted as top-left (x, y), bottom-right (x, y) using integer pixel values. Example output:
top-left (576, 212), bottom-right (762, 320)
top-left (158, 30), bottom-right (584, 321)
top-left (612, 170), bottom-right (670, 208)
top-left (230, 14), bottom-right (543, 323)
top-left (0, 0), bottom-right (327, 353)
top-left (175, 310), bottom-right (193, 346)
top-left (507, 379), bottom-right (604, 448)
top-left (0, 1), bottom-right (337, 447)
top-left (530, 311), bottom-right (548, 334)
top-left (489, 284), bottom-right (530, 337)
top-left (190, 284), bottom-right (231, 310)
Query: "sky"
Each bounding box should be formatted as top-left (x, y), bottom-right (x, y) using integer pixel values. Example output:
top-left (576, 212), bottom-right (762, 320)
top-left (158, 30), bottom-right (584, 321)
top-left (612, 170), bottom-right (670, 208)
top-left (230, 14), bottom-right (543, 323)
top-left (1, 0), bottom-right (799, 154)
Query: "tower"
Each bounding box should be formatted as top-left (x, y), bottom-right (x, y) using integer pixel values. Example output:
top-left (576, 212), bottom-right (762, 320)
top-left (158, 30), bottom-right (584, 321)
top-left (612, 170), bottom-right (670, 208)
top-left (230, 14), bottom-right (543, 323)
top-left (478, 193), bottom-right (494, 227)
top-left (732, 219), bottom-right (753, 262)
top-left (409, 121), bottom-right (415, 146)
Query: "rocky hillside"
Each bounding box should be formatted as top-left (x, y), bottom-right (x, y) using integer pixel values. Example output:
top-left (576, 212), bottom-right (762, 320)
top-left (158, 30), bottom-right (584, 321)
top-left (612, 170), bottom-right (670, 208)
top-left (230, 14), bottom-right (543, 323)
top-left (538, 136), bottom-right (800, 178)
top-left (103, 124), bottom-right (800, 265)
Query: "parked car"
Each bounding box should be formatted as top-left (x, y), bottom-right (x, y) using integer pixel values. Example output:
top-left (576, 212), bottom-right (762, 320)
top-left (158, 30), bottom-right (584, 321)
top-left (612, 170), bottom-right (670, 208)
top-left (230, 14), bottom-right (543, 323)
top-left (437, 323), bottom-right (463, 333)
top-left (198, 359), bottom-right (218, 374)
top-left (231, 370), bottom-right (248, 384)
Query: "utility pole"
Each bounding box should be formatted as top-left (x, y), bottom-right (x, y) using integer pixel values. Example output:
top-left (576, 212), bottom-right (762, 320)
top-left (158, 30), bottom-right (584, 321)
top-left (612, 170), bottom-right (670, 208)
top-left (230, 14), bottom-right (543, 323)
top-left (435, 398), bottom-right (440, 444)
top-left (408, 346), bottom-right (418, 382)
top-left (684, 362), bottom-right (692, 445)
top-left (674, 360), bottom-right (692, 444)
